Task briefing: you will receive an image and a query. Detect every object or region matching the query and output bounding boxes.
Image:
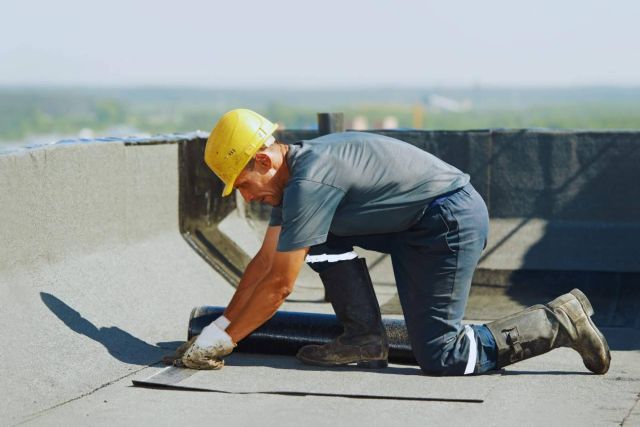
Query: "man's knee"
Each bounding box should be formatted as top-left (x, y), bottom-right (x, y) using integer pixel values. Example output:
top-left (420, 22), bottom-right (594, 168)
top-left (416, 355), bottom-right (457, 376)
top-left (412, 331), bottom-right (471, 376)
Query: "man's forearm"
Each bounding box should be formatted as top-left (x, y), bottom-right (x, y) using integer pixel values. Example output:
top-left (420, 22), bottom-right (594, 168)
top-left (225, 274), bottom-right (293, 343)
top-left (223, 252), bottom-right (271, 321)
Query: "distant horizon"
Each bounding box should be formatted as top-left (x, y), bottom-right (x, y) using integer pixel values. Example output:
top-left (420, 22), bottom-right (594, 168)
top-left (2, 84), bottom-right (640, 90)
top-left (2, 83), bottom-right (639, 149)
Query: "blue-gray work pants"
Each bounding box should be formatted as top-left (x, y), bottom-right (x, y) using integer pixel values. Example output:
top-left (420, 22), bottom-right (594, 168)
top-left (306, 183), bottom-right (496, 375)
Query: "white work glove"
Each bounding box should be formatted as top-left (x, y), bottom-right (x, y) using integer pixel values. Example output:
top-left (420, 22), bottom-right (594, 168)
top-left (179, 316), bottom-right (235, 370)
top-left (212, 315), bottom-right (231, 331)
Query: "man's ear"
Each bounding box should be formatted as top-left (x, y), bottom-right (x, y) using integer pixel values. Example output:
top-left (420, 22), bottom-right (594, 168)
top-left (254, 152), bottom-right (273, 172)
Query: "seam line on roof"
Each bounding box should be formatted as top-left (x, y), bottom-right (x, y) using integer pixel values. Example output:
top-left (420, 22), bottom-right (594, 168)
top-left (14, 363), bottom-right (160, 426)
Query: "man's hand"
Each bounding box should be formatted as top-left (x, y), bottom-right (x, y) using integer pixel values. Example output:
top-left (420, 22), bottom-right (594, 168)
top-left (178, 322), bottom-right (236, 370)
top-left (162, 336), bottom-right (197, 366)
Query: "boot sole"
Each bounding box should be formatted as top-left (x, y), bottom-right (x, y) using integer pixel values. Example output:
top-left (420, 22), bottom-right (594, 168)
top-left (569, 289), bottom-right (611, 374)
top-left (297, 354), bottom-right (388, 369)
top-left (357, 359), bottom-right (389, 369)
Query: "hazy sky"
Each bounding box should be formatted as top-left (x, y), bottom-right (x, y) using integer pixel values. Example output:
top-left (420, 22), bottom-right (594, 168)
top-left (1, 0), bottom-right (639, 87)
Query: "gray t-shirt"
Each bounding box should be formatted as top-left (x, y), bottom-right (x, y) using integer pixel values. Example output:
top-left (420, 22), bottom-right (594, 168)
top-left (269, 132), bottom-right (469, 251)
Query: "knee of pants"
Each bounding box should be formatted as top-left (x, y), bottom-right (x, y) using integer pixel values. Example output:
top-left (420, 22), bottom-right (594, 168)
top-left (412, 334), bottom-right (466, 376)
top-left (415, 351), bottom-right (452, 376)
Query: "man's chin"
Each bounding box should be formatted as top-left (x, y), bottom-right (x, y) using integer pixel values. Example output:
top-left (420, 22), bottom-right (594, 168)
top-left (263, 198), bottom-right (280, 207)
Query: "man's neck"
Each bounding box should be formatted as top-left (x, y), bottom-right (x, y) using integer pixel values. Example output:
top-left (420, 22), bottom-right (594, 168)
top-left (272, 143), bottom-right (290, 193)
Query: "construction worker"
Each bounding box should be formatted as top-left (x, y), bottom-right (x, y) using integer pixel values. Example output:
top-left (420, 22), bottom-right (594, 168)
top-left (173, 109), bottom-right (610, 375)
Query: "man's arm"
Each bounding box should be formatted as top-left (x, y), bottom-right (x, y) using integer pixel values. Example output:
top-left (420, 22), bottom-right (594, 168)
top-left (176, 226), bottom-right (304, 369)
top-left (225, 244), bottom-right (308, 343)
top-left (223, 226), bottom-right (281, 322)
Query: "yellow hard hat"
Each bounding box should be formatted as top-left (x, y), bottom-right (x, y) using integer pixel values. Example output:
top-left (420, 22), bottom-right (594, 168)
top-left (204, 109), bottom-right (278, 197)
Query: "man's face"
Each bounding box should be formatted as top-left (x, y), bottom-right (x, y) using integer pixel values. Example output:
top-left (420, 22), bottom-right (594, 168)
top-left (233, 156), bottom-right (283, 206)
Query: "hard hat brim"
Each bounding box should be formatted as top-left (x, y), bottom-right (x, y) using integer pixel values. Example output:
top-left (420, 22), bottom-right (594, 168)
top-left (222, 181), bottom-right (234, 197)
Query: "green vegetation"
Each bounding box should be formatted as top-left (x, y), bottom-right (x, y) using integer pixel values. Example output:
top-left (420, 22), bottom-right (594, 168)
top-left (1, 87), bottom-right (639, 147)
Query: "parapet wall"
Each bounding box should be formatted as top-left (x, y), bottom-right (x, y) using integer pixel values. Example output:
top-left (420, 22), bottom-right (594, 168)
top-left (172, 128), bottom-right (640, 326)
top-left (275, 129), bottom-right (640, 271)
top-left (402, 129), bottom-right (638, 273)
top-left (0, 135), bottom-right (234, 423)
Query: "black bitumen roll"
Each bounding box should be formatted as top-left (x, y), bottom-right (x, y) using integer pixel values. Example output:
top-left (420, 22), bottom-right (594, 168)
top-left (188, 306), bottom-right (416, 365)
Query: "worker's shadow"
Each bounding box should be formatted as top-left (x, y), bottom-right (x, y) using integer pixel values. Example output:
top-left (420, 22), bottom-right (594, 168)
top-left (40, 292), bottom-right (180, 366)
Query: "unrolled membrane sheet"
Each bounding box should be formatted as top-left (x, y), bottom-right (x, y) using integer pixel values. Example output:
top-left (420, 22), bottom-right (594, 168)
top-left (133, 353), bottom-right (489, 402)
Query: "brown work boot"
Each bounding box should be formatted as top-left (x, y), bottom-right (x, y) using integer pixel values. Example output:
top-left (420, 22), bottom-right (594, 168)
top-left (486, 288), bottom-right (611, 374)
top-left (296, 258), bottom-right (389, 368)
top-left (297, 335), bottom-right (388, 368)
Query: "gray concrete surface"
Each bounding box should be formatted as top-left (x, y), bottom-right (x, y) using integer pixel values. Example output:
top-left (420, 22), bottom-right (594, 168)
top-left (0, 140), bottom-right (228, 424)
top-left (2, 137), bottom-right (639, 426)
top-left (17, 343), bottom-right (640, 427)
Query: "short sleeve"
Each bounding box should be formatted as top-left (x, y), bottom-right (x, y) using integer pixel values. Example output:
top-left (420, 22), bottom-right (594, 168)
top-left (269, 205), bottom-right (283, 226)
top-left (277, 180), bottom-right (346, 251)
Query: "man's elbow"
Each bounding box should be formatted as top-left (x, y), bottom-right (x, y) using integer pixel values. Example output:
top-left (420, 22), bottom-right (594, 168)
top-left (254, 249), bottom-right (273, 271)
top-left (267, 276), bottom-right (295, 305)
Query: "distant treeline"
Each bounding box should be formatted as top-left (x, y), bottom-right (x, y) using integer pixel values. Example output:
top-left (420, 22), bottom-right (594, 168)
top-left (1, 86), bottom-right (640, 142)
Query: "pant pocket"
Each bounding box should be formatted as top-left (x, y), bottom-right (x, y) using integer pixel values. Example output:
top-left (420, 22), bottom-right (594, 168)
top-left (438, 205), bottom-right (459, 253)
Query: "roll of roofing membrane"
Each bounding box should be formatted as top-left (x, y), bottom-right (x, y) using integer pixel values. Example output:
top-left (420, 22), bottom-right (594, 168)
top-left (188, 306), bottom-right (416, 365)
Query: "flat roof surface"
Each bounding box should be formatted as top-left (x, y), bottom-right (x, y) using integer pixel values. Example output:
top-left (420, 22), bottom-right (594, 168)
top-left (3, 141), bottom-right (639, 426)
top-left (19, 329), bottom-right (640, 426)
